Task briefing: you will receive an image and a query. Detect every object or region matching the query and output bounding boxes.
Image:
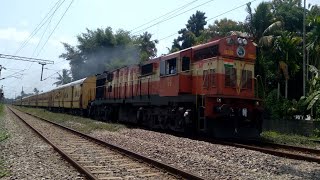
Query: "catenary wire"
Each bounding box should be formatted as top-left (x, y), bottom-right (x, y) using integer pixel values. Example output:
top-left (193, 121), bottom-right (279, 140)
top-left (129, 0), bottom-right (199, 32)
top-left (131, 0), bottom-right (216, 35)
top-left (158, 0), bottom-right (259, 41)
top-left (13, 0), bottom-right (65, 56)
top-left (36, 0), bottom-right (74, 57)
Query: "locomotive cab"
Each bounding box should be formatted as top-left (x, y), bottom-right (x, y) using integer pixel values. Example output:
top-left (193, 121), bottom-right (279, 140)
top-left (190, 34), bottom-right (262, 137)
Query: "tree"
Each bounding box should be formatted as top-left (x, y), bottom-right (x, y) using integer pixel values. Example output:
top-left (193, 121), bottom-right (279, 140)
top-left (186, 11), bottom-right (207, 37)
top-left (60, 27), bottom-right (158, 80)
top-left (207, 18), bottom-right (245, 38)
top-left (271, 0), bottom-right (304, 33)
top-left (54, 69), bottom-right (72, 86)
top-left (307, 5), bottom-right (320, 68)
top-left (137, 32), bottom-right (158, 61)
top-left (171, 11), bottom-right (207, 51)
top-left (245, 2), bottom-right (273, 42)
top-left (33, 88), bottom-right (39, 95)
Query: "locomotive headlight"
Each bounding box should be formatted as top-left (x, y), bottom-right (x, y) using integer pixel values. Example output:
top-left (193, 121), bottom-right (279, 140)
top-left (217, 98), bottom-right (222, 103)
top-left (237, 38), bottom-right (243, 45)
top-left (255, 101), bottom-right (260, 106)
top-left (242, 39), bottom-right (248, 45)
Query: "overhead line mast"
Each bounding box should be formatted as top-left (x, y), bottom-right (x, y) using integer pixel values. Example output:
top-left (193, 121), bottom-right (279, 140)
top-left (0, 54), bottom-right (54, 81)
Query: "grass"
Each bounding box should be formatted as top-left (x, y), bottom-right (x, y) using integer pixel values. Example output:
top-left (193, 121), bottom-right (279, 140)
top-left (261, 130), bottom-right (320, 148)
top-left (15, 106), bottom-right (126, 134)
top-left (0, 104), bottom-right (9, 177)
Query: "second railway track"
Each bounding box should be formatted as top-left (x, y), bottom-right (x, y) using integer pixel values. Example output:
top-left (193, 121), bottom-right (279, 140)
top-left (206, 138), bottom-right (320, 164)
top-left (8, 106), bottom-right (203, 180)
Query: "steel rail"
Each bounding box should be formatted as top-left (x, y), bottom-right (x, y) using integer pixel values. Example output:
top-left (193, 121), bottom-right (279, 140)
top-left (8, 107), bottom-right (97, 180)
top-left (9, 106), bottom-right (204, 180)
top-left (207, 138), bottom-right (320, 164)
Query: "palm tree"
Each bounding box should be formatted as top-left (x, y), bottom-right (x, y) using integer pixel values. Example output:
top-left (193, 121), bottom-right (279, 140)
top-left (307, 9), bottom-right (320, 69)
top-left (53, 69), bottom-right (72, 86)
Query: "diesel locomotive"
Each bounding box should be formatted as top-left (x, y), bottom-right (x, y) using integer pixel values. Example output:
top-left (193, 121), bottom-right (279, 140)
top-left (14, 34), bottom-right (263, 137)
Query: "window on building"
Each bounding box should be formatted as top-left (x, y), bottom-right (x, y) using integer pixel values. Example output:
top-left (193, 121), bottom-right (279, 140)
top-left (160, 58), bottom-right (177, 76)
top-left (225, 67), bottom-right (236, 87)
top-left (141, 63), bottom-right (153, 76)
top-left (241, 70), bottom-right (252, 89)
top-left (181, 57), bottom-right (190, 71)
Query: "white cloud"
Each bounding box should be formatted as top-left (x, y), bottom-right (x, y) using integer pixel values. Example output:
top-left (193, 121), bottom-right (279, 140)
top-left (0, 27), bottom-right (39, 43)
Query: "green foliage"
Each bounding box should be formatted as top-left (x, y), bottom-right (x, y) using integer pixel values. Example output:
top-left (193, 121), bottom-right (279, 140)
top-left (0, 104), bottom-right (9, 178)
top-left (53, 69), bottom-right (72, 86)
top-left (313, 128), bottom-right (320, 137)
top-left (261, 130), bottom-right (319, 147)
top-left (265, 93), bottom-right (307, 119)
top-left (171, 11), bottom-right (207, 51)
top-left (17, 107), bottom-right (125, 134)
top-left (245, 1), bottom-right (273, 41)
top-left (60, 28), bottom-right (158, 80)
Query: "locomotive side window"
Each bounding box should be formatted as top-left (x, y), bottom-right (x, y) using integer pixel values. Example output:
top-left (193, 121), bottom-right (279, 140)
top-left (203, 69), bottom-right (216, 88)
top-left (241, 70), bottom-right (253, 89)
top-left (181, 57), bottom-right (190, 71)
top-left (141, 63), bottom-right (153, 76)
top-left (194, 45), bottom-right (219, 61)
top-left (225, 67), bottom-right (236, 87)
top-left (160, 58), bottom-right (177, 76)
top-left (203, 70), bottom-right (209, 88)
top-left (107, 73), bottom-right (113, 81)
top-left (210, 69), bottom-right (216, 86)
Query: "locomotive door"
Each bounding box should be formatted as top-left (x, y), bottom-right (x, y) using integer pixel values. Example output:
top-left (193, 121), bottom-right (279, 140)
top-left (197, 95), bottom-right (206, 132)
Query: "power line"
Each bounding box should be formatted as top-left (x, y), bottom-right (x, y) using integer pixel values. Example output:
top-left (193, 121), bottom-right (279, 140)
top-left (36, 0), bottom-right (74, 57)
top-left (131, 0), bottom-right (216, 35)
top-left (13, 0), bottom-right (65, 55)
top-left (158, 0), bottom-right (259, 42)
top-left (130, 0), bottom-right (199, 32)
top-left (32, 6), bottom-right (56, 57)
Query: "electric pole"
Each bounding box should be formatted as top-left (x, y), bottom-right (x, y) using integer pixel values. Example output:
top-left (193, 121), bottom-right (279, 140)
top-left (0, 65), bottom-right (6, 78)
top-left (303, 0), bottom-right (306, 96)
top-left (0, 53), bottom-right (54, 81)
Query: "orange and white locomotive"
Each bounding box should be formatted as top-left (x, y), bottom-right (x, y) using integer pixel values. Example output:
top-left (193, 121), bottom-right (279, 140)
top-left (91, 34), bottom-right (263, 137)
top-left (15, 34), bottom-right (263, 137)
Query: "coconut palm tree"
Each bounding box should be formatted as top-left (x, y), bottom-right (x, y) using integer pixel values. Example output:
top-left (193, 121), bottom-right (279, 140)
top-left (53, 69), bottom-right (72, 86)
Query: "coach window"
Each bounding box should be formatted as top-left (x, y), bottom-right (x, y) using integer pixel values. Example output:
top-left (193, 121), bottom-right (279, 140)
top-left (141, 63), bottom-right (153, 76)
top-left (181, 57), bottom-right (190, 71)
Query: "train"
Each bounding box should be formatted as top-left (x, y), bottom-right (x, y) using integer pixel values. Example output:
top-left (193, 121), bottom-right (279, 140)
top-left (14, 34), bottom-right (263, 138)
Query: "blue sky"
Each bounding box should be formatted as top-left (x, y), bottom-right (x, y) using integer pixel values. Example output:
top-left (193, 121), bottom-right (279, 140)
top-left (0, 0), bottom-right (317, 98)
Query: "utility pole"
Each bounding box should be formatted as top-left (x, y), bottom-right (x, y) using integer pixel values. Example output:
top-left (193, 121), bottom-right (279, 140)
top-left (0, 65), bottom-right (6, 78)
top-left (0, 53), bottom-right (54, 81)
top-left (303, 0), bottom-right (306, 96)
top-left (39, 62), bottom-right (46, 81)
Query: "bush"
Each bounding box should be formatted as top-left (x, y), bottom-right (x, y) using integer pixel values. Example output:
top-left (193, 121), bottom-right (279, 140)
top-left (313, 128), bottom-right (320, 138)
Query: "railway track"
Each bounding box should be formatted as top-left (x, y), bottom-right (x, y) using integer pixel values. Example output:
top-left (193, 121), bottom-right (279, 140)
top-left (8, 106), bottom-right (203, 180)
top-left (208, 138), bottom-right (320, 164)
